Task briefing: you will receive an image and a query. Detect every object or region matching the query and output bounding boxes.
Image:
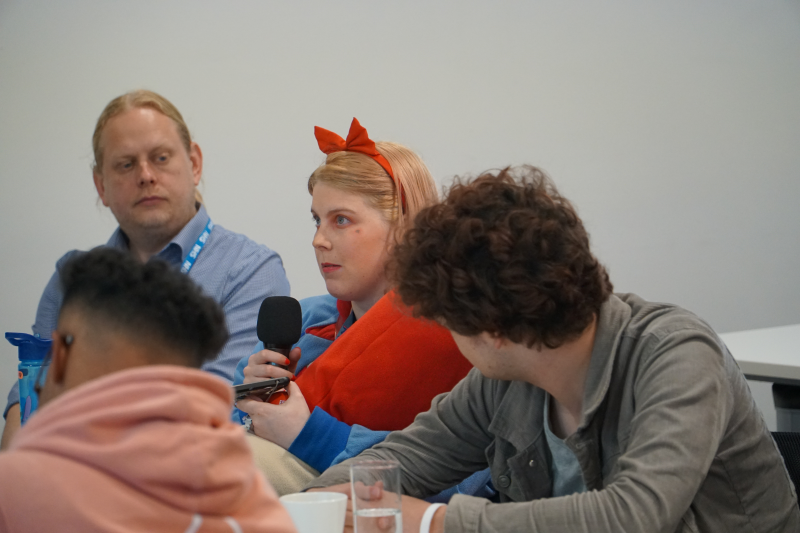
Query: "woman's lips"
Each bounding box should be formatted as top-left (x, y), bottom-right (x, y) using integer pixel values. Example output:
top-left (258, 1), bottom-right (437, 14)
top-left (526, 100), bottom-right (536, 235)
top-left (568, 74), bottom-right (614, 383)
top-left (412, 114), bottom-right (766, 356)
top-left (320, 263), bottom-right (341, 273)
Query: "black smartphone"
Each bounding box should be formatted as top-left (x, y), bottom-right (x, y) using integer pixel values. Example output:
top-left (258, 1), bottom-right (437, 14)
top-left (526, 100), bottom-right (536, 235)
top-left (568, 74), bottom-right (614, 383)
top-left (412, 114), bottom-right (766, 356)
top-left (233, 377), bottom-right (290, 402)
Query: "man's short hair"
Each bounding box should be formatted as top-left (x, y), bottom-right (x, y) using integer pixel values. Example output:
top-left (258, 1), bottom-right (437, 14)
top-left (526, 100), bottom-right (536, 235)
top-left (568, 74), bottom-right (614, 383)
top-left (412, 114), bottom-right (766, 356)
top-left (393, 166), bottom-right (613, 349)
top-left (60, 248), bottom-right (229, 367)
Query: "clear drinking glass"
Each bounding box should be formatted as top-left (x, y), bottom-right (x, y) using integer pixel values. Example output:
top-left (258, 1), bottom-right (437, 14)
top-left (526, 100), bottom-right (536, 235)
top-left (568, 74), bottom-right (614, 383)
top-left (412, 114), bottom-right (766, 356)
top-left (350, 459), bottom-right (403, 533)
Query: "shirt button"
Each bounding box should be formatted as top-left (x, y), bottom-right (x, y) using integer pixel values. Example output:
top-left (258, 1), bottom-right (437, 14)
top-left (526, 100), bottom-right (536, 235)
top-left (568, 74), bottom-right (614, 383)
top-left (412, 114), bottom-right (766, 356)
top-left (529, 460), bottom-right (535, 467)
top-left (497, 475), bottom-right (511, 488)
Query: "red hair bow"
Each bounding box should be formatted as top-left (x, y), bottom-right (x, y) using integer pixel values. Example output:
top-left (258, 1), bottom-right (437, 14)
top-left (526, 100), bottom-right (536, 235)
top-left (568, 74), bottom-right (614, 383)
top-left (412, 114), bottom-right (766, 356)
top-left (314, 118), bottom-right (406, 211)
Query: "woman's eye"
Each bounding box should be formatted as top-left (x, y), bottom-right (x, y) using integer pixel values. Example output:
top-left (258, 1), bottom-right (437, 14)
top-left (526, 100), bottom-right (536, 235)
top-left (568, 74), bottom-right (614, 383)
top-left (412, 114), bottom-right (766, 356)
top-left (312, 215), bottom-right (320, 227)
top-left (336, 215), bottom-right (350, 225)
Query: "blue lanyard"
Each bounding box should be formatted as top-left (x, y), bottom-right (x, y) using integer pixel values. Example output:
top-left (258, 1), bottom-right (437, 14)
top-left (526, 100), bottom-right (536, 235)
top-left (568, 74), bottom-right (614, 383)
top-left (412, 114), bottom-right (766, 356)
top-left (180, 219), bottom-right (214, 274)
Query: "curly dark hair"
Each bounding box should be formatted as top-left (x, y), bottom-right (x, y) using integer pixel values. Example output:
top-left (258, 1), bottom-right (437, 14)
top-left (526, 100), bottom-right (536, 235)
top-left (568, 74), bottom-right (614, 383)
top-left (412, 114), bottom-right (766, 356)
top-left (60, 248), bottom-right (229, 367)
top-left (393, 166), bottom-right (613, 349)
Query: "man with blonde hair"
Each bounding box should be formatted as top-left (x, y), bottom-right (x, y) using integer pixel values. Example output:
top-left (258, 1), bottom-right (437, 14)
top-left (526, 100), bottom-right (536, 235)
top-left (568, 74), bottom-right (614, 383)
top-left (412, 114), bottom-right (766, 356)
top-left (2, 90), bottom-right (290, 448)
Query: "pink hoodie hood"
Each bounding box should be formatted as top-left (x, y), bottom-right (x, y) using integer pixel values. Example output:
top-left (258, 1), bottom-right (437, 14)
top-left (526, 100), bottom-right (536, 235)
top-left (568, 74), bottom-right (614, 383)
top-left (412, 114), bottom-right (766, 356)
top-left (0, 365), bottom-right (296, 532)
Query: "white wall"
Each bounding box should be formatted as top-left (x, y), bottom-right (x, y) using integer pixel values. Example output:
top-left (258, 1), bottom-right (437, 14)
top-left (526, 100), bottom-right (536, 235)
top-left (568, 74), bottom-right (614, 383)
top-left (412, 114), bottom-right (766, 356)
top-left (1, 0), bottom-right (798, 435)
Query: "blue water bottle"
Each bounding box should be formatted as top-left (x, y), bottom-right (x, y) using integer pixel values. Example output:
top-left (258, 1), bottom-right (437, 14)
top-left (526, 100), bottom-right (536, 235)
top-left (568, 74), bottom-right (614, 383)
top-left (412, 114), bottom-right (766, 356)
top-left (5, 333), bottom-right (52, 425)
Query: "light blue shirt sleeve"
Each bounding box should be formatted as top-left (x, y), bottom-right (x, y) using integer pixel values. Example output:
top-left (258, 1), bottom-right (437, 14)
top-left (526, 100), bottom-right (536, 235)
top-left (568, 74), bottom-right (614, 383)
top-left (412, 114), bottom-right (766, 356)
top-left (3, 383), bottom-right (20, 419)
top-left (331, 424), bottom-right (391, 466)
top-left (31, 261), bottom-right (68, 339)
top-left (194, 236), bottom-right (290, 383)
top-left (424, 469), bottom-right (495, 503)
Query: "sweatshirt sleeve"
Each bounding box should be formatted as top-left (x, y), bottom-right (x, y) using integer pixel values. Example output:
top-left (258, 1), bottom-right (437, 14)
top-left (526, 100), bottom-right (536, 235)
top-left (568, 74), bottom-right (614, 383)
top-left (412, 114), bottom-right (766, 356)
top-left (288, 407), bottom-right (354, 472)
top-left (289, 408), bottom-right (392, 474)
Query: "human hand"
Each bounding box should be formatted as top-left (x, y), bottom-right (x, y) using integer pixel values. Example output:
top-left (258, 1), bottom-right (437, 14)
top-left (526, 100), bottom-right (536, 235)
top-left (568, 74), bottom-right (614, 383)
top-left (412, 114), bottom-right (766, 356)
top-left (235, 381), bottom-right (310, 449)
top-left (242, 346), bottom-right (301, 383)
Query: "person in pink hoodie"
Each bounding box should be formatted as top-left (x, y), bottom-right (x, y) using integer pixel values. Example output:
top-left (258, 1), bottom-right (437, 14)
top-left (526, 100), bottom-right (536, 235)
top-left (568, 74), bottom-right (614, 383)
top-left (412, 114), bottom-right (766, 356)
top-left (0, 248), bottom-right (297, 533)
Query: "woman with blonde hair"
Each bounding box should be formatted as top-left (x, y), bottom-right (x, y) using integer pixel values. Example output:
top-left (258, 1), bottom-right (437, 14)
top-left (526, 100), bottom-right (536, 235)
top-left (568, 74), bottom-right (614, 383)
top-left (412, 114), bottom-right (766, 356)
top-left (233, 119), bottom-right (473, 493)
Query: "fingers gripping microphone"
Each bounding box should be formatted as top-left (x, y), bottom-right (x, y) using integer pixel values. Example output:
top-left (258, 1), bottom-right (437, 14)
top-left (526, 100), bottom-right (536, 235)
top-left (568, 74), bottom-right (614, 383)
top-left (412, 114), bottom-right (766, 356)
top-left (257, 296), bottom-right (303, 368)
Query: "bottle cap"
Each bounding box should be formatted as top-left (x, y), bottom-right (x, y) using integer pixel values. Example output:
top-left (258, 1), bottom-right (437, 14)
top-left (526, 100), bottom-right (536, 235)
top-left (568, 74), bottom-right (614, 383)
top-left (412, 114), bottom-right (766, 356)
top-left (5, 332), bottom-right (52, 362)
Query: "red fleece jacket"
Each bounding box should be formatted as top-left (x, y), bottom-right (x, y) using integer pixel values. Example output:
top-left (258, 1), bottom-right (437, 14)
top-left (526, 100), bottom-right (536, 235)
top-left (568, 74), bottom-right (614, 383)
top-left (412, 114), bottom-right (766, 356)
top-left (296, 292), bottom-right (472, 431)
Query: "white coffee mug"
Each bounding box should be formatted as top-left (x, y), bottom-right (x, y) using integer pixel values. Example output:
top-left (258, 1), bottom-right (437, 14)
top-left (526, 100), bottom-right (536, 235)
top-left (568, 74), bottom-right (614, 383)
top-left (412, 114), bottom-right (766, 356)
top-left (279, 491), bottom-right (348, 533)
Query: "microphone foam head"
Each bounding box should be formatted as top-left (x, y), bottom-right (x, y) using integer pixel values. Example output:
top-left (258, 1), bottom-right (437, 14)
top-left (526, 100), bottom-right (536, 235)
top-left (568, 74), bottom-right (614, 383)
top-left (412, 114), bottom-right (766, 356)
top-left (257, 296), bottom-right (302, 346)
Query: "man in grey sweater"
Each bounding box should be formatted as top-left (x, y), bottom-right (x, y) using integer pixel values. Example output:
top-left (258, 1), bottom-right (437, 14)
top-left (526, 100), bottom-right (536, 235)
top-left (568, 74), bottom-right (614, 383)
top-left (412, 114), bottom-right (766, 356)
top-left (308, 166), bottom-right (799, 532)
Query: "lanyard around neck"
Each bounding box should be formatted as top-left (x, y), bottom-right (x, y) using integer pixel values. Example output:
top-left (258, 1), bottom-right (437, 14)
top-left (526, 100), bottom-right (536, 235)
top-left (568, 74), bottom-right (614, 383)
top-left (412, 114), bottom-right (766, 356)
top-left (180, 219), bottom-right (214, 274)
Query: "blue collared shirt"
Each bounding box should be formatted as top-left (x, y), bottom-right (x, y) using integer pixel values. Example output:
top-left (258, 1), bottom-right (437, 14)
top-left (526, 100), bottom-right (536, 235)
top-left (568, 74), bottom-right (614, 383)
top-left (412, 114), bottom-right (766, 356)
top-left (5, 205), bottom-right (290, 416)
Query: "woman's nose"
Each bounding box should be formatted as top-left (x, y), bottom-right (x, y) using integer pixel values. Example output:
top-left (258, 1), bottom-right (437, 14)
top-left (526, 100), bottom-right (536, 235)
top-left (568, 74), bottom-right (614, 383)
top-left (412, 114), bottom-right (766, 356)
top-left (312, 226), bottom-right (331, 249)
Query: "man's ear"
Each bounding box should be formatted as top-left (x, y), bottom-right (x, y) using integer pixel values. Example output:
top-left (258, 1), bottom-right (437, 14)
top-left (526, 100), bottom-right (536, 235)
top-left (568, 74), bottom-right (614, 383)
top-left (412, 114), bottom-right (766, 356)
top-left (93, 170), bottom-right (110, 207)
top-left (490, 333), bottom-right (509, 350)
top-left (37, 330), bottom-right (70, 407)
top-left (48, 331), bottom-right (70, 386)
top-left (475, 331), bottom-right (508, 350)
top-left (189, 142), bottom-right (203, 186)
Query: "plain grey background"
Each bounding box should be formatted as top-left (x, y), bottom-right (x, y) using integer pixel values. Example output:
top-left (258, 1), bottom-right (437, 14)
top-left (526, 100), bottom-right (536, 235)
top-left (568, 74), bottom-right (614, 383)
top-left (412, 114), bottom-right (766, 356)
top-left (1, 0), bottom-right (799, 437)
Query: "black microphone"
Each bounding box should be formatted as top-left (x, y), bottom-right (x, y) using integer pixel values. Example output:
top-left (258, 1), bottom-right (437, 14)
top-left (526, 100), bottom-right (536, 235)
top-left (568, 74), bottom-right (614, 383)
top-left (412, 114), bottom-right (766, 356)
top-left (257, 296), bottom-right (303, 368)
